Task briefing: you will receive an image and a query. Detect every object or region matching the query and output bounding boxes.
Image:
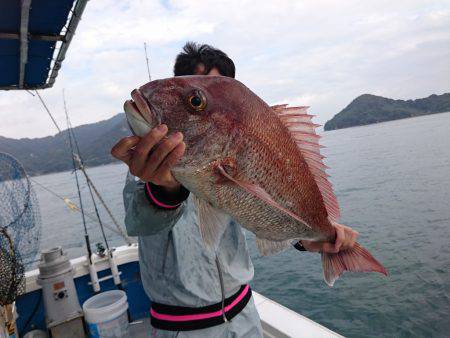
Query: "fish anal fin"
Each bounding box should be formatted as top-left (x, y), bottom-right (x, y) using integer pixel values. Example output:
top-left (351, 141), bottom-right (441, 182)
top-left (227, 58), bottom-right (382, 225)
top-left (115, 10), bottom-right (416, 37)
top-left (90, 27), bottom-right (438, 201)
top-left (256, 237), bottom-right (292, 256)
top-left (273, 104), bottom-right (340, 222)
top-left (216, 164), bottom-right (311, 229)
top-left (193, 195), bottom-right (230, 250)
top-left (321, 242), bottom-right (388, 287)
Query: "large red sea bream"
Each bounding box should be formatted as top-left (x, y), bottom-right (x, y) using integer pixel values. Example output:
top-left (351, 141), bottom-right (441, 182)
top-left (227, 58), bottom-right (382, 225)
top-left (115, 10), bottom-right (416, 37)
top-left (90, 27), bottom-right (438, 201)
top-left (124, 75), bottom-right (387, 286)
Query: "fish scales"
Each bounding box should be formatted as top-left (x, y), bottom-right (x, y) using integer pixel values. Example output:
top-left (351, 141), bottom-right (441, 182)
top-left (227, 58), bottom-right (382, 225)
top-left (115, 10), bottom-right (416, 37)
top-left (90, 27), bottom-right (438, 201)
top-left (123, 75), bottom-right (387, 286)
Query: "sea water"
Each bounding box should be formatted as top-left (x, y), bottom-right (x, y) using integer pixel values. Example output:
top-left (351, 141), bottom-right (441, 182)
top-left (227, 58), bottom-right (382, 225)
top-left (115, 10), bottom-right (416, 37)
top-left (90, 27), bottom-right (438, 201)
top-left (31, 112), bottom-right (450, 337)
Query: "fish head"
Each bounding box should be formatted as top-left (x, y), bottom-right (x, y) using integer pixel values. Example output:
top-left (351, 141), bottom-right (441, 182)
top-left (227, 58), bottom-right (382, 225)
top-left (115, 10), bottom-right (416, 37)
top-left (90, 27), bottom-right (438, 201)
top-left (124, 75), bottom-right (263, 166)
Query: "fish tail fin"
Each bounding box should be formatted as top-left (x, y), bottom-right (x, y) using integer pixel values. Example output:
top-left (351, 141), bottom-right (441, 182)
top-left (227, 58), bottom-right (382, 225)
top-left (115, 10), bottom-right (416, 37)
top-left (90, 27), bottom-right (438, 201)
top-left (321, 242), bottom-right (388, 287)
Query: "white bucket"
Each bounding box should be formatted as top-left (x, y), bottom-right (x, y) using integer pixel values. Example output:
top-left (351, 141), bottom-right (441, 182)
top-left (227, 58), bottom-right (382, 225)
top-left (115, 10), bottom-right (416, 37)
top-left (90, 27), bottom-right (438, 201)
top-left (83, 290), bottom-right (129, 338)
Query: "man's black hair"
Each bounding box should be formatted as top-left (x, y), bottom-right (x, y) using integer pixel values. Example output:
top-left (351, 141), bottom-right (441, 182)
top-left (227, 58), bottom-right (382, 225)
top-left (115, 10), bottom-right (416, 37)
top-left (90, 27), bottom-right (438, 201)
top-left (173, 42), bottom-right (235, 78)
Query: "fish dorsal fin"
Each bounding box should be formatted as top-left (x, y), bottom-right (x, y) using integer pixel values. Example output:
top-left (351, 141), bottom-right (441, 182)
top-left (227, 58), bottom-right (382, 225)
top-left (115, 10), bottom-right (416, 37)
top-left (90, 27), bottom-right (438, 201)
top-left (273, 104), bottom-right (340, 222)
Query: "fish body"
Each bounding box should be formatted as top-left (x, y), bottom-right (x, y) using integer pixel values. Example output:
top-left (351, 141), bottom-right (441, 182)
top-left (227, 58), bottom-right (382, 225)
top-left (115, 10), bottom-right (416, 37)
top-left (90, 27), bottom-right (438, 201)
top-left (124, 75), bottom-right (387, 285)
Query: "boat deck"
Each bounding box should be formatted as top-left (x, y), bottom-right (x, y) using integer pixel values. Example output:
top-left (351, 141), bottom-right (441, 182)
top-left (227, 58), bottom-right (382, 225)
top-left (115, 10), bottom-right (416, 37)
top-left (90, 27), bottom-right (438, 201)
top-left (19, 245), bottom-right (342, 337)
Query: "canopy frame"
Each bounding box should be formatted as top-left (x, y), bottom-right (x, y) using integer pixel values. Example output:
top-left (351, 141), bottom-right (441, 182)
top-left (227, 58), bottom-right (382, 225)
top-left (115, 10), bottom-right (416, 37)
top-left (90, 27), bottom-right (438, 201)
top-left (0, 0), bottom-right (89, 90)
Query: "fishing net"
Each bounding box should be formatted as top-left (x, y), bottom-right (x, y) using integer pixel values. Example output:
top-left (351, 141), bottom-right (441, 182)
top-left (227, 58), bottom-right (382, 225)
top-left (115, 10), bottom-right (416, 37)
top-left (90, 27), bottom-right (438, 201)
top-left (0, 153), bottom-right (41, 304)
top-left (0, 229), bottom-right (24, 305)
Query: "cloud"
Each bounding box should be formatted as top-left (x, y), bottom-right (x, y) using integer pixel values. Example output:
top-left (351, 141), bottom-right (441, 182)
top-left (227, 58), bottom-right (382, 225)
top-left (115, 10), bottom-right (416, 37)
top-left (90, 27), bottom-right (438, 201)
top-left (0, 0), bottom-right (449, 138)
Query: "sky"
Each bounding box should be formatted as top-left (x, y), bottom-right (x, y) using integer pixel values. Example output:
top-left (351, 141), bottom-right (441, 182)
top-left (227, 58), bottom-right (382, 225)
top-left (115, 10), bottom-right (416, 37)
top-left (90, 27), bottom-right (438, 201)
top-left (1, 0), bottom-right (449, 139)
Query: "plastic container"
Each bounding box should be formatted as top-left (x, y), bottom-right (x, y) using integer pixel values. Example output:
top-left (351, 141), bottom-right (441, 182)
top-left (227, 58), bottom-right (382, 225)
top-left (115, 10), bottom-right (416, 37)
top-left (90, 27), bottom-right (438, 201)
top-left (23, 330), bottom-right (49, 338)
top-left (83, 290), bottom-right (129, 338)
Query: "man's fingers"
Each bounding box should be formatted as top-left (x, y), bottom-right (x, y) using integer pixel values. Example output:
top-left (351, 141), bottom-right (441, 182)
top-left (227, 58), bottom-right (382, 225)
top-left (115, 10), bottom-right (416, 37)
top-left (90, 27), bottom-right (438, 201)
top-left (141, 124), bottom-right (168, 146)
top-left (152, 142), bottom-right (186, 182)
top-left (340, 225), bottom-right (358, 250)
top-left (111, 136), bottom-right (140, 164)
top-left (321, 242), bottom-right (339, 254)
top-left (130, 125), bottom-right (168, 175)
top-left (298, 240), bottom-right (320, 253)
top-left (164, 141), bottom-right (186, 167)
top-left (145, 132), bottom-right (184, 175)
top-left (334, 225), bottom-right (345, 251)
top-left (302, 240), bottom-right (338, 253)
top-left (303, 226), bottom-right (360, 254)
top-left (348, 230), bottom-right (359, 248)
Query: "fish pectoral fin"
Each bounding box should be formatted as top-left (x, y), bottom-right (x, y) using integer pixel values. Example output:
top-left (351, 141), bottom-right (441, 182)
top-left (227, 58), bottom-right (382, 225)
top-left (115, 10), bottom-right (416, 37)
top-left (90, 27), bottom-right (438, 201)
top-left (216, 164), bottom-right (311, 229)
top-left (256, 237), bottom-right (293, 256)
top-left (193, 195), bottom-right (230, 250)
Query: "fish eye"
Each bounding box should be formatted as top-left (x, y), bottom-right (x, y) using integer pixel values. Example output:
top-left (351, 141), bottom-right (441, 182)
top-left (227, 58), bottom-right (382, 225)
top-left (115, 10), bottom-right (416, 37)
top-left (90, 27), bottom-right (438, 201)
top-left (188, 90), bottom-right (207, 111)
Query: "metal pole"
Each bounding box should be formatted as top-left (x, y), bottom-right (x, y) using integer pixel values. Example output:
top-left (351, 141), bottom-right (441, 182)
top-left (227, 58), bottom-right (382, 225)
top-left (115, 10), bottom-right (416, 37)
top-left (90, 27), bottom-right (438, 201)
top-left (46, 0), bottom-right (89, 88)
top-left (19, 0), bottom-right (32, 88)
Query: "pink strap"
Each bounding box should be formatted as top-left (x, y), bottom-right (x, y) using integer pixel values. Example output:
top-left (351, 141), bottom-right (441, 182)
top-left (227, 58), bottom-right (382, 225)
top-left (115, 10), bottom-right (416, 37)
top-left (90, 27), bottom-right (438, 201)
top-left (146, 182), bottom-right (181, 209)
top-left (150, 285), bottom-right (250, 322)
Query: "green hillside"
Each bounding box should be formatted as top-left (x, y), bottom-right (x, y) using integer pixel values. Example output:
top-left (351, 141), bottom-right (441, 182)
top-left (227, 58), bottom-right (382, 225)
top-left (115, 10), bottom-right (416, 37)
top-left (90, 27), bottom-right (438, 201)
top-left (324, 93), bottom-right (450, 131)
top-left (0, 113), bottom-right (130, 176)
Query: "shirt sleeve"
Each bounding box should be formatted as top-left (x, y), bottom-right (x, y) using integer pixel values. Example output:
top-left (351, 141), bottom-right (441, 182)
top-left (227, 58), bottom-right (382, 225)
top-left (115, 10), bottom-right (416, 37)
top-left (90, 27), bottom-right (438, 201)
top-left (122, 172), bottom-right (188, 236)
top-left (293, 241), bottom-right (307, 252)
top-left (144, 182), bottom-right (190, 209)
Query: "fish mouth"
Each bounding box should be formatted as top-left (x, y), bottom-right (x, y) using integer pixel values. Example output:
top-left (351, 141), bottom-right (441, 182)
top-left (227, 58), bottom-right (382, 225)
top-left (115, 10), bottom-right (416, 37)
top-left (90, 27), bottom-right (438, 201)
top-left (124, 88), bottom-right (159, 128)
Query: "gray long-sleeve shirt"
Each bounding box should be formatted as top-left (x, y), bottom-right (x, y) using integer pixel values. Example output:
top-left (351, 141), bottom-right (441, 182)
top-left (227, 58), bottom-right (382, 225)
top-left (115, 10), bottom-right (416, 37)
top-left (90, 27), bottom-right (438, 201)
top-left (123, 173), bottom-right (263, 337)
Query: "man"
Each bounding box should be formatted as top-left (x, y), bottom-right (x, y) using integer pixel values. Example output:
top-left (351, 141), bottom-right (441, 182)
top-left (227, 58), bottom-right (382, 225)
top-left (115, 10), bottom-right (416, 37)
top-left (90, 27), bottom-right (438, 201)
top-left (111, 42), bottom-right (358, 337)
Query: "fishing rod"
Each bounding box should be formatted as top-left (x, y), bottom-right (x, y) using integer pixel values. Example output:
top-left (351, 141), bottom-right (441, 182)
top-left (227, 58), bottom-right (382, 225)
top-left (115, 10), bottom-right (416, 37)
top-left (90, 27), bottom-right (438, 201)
top-left (144, 42), bottom-right (151, 82)
top-left (75, 163), bottom-right (132, 245)
top-left (34, 89), bottom-right (130, 292)
top-left (63, 91), bottom-right (123, 290)
top-left (62, 89), bottom-right (100, 292)
top-left (35, 90), bottom-right (131, 245)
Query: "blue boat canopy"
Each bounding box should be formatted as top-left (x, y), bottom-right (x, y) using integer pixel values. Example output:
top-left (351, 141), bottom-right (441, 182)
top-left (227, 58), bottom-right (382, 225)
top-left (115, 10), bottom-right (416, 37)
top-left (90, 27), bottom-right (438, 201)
top-left (0, 0), bottom-right (88, 90)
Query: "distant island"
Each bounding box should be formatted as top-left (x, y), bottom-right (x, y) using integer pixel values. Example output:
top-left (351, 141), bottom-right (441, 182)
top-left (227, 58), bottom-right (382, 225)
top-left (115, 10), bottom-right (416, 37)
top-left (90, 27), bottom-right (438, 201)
top-left (324, 93), bottom-right (450, 131)
top-left (0, 113), bottom-right (130, 176)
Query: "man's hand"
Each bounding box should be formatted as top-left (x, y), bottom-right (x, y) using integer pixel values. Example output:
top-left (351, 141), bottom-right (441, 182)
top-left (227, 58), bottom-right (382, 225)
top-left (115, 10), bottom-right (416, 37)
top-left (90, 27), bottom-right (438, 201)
top-left (111, 124), bottom-right (186, 193)
top-left (300, 223), bottom-right (359, 253)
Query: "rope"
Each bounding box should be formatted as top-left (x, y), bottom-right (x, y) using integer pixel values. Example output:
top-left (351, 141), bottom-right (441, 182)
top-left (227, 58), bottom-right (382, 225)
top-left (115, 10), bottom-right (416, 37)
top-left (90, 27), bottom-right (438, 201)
top-left (35, 90), bottom-right (61, 133)
top-left (29, 178), bottom-right (122, 236)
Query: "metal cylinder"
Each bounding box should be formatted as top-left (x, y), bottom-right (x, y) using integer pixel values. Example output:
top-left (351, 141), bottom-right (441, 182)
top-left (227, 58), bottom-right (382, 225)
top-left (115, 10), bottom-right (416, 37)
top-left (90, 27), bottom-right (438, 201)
top-left (36, 247), bottom-right (83, 328)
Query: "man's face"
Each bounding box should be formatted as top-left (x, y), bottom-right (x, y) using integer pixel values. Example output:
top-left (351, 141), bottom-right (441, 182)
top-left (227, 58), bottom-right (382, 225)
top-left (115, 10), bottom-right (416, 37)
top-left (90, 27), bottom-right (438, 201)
top-left (194, 63), bottom-right (222, 76)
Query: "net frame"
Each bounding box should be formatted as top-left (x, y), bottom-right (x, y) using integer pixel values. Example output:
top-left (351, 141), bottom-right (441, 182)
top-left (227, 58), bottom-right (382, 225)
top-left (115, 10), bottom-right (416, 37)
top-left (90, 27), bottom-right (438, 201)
top-left (0, 153), bottom-right (41, 303)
